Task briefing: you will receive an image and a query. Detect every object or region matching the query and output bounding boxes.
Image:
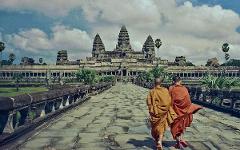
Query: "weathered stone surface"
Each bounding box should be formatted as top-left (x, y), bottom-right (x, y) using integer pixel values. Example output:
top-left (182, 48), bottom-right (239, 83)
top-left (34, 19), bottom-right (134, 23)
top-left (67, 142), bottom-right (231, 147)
top-left (19, 83), bottom-right (240, 150)
top-left (142, 35), bottom-right (155, 59)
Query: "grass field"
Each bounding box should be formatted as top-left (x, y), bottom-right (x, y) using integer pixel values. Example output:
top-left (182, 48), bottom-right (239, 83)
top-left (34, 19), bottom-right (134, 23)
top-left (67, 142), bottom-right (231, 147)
top-left (0, 87), bottom-right (48, 97)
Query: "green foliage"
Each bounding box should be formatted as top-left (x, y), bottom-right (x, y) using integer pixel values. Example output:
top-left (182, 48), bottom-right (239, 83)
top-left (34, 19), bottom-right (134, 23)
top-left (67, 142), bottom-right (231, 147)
top-left (137, 71), bottom-right (154, 82)
top-left (15, 111), bottom-right (21, 126)
top-left (201, 75), bottom-right (240, 89)
top-left (136, 66), bottom-right (173, 84)
top-left (0, 87), bottom-right (48, 97)
top-left (9, 53), bottom-right (16, 64)
top-left (76, 69), bottom-right (115, 84)
top-left (28, 111), bottom-right (36, 120)
top-left (13, 73), bottom-right (23, 82)
top-left (99, 76), bottom-right (115, 82)
top-left (150, 66), bottom-right (165, 78)
top-left (221, 59), bottom-right (240, 67)
top-left (76, 69), bottom-right (97, 84)
top-left (211, 97), bottom-right (222, 106)
top-left (0, 41), bottom-right (5, 52)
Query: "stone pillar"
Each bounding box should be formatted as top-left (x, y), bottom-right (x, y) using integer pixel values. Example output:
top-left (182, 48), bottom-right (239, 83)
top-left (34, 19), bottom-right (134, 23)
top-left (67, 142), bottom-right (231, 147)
top-left (32, 102), bottom-right (46, 118)
top-left (3, 112), bottom-right (14, 133)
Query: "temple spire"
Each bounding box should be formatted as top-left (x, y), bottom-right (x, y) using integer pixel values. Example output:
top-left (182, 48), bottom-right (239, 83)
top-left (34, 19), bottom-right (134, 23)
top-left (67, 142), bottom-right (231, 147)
top-left (142, 35), bottom-right (155, 59)
top-left (115, 25), bottom-right (133, 51)
top-left (92, 34), bottom-right (105, 58)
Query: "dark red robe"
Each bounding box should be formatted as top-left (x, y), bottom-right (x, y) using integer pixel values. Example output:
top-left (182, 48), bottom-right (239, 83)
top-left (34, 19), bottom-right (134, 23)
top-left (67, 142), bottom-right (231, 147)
top-left (169, 85), bottom-right (203, 139)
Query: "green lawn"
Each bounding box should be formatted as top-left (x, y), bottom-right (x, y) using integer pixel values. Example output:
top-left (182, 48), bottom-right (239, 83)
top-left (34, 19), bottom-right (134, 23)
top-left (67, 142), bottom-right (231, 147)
top-left (0, 87), bottom-right (48, 97)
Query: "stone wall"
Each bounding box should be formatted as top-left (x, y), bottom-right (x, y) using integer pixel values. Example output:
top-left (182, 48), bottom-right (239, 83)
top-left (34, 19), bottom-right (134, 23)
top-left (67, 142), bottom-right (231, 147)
top-left (0, 82), bottom-right (113, 145)
top-left (135, 82), bottom-right (240, 117)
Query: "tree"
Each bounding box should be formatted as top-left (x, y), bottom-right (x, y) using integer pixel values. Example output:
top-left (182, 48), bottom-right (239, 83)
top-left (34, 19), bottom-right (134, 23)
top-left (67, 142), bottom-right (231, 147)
top-left (28, 58), bottom-right (35, 64)
top-left (136, 71), bottom-right (154, 83)
top-left (13, 73), bottom-right (23, 91)
top-left (0, 41), bottom-right (5, 66)
top-left (150, 66), bottom-right (165, 78)
top-left (8, 53), bottom-right (16, 64)
top-left (155, 38), bottom-right (162, 59)
top-left (100, 76), bottom-right (115, 82)
top-left (206, 57), bottom-right (220, 67)
top-left (76, 69), bottom-right (97, 84)
top-left (221, 59), bottom-right (240, 67)
top-left (21, 57), bottom-right (35, 65)
top-left (222, 43), bottom-right (230, 62)
top-left (39, 58), bottom-right (43, 64)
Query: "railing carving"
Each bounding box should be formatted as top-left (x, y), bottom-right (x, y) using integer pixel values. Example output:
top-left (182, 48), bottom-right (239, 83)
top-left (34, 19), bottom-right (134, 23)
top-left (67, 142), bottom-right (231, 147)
top-left (0, 82), bottom-right (112, 141)
top-left (135, 81), bottom-right (240, 117)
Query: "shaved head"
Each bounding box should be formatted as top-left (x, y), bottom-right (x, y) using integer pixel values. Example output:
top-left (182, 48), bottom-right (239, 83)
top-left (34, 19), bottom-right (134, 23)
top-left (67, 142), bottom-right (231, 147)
top-left (155, 78), bottom-right (162, 86)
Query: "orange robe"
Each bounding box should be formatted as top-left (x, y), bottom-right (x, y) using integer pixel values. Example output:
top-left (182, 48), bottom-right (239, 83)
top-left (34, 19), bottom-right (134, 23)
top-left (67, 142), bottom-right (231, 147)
top-left (147, 86), bottom-right (177, 141)
top-left (169, 85), bottom-right (202, 139)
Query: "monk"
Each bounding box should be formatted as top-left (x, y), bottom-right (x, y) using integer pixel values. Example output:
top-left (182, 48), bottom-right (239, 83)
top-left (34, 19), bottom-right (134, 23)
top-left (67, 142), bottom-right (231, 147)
top-left (147, 78), bottom-right (177, 150)
top-left (169, 76), bottom-right (202, 148)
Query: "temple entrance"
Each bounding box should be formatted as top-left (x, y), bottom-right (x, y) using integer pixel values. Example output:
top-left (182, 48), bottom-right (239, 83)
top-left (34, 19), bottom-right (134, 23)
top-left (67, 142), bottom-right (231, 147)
top-left (122, 69), bottom-right (127, 76)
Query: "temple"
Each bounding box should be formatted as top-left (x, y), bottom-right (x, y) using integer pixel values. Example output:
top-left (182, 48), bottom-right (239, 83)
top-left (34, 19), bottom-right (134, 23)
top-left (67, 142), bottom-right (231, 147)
top-left (84, 26), bottom-right (157, 63)
top-left (0, 25), bottom-right (239, 82)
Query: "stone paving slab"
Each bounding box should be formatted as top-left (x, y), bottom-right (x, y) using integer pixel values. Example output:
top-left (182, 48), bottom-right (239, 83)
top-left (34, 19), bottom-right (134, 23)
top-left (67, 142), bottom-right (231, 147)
top-left (18, 83), bottom-right (240, 150)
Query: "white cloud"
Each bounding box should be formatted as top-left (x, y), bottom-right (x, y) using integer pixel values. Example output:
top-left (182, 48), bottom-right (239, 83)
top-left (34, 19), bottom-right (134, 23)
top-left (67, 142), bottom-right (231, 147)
top-left (6, 25), bottom-right (92, 61)
top-left (0, 0), bottom-right (84, 17)
top-left (82, 0), bottom-right (240, 65)
top-left (1, 0), bottom-right (240, 64)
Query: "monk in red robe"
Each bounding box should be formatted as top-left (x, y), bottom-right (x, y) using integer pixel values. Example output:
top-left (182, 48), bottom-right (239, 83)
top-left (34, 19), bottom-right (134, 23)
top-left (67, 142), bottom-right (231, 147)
top-left (147, 78), bottom-right (177, 150)
top-left (169, 76), bottom-right (202, 148)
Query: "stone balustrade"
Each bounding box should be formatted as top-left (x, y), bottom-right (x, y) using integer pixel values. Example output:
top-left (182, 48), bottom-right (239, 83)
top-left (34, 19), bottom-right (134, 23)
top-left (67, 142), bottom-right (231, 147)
top-left (135, 81), bottom-right (240, 117)
top-left (0, 82), bottom-right (112, 142)
top-left (188, 86), bottom-right (240, 116)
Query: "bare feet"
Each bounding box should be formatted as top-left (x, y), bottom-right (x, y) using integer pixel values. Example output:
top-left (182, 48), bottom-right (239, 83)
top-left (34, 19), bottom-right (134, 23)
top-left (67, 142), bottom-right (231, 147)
top-left (174, 140), bottom-right (184, 149)
top-left (156, 141), bottom-right (163, 150)
top-left (180, 139), bottom-right (188, 147)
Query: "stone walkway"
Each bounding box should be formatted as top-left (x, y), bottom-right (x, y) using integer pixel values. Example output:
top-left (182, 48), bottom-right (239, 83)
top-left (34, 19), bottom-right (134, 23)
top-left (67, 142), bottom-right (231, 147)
top-left (19, 83), bottom-right (240, 150)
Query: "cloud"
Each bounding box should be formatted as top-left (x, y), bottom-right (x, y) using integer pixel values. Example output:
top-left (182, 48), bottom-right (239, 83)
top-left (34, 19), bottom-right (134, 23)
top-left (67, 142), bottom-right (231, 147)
top-left (0, 0), bottom-right (84, 17)
top-left (81, 0), bottom-right (240, 64)
top-left (1, 0), bottom-right (240, 64)
top-left (6, 25), bottom-right (92, 62)
top-left (0, 32), bottom-right (2, 41)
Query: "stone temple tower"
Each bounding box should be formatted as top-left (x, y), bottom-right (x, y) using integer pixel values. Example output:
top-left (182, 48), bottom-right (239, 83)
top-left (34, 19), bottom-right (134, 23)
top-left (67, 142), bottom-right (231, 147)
top-left (92, 34), bottom-right (105, 58)
top-left (142, 35), bottom-right (155, 59)
top-left (115, 25), bottom-right (133, 51)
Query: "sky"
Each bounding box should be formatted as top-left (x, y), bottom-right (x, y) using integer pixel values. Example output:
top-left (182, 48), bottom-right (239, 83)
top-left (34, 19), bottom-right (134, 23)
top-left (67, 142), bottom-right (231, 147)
top-left (0, 0), bottom-right (239, 65)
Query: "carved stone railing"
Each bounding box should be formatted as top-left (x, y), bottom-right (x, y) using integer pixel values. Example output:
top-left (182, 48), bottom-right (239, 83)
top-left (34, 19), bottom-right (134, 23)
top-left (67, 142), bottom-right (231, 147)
top-left (0, 82), bottom-right (112, 144)
top-left (134, 81), bottom-right (240, 117)
top-left (187, 86), bottom-right (240, 117)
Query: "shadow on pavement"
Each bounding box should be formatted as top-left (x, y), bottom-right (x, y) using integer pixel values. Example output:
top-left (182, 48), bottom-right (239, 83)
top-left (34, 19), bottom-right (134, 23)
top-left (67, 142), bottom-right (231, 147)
top-left (127, 137), bottom-right (155, 149)
top-left (162, 140), bottom-right (176, 147)
top-left (127, 138), bottom-right (176, 149)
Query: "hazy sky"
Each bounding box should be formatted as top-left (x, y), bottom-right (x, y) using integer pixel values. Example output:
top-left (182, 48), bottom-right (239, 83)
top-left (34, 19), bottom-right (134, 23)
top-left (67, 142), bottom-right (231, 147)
top-left (0, 0), bottom-right (239, 65)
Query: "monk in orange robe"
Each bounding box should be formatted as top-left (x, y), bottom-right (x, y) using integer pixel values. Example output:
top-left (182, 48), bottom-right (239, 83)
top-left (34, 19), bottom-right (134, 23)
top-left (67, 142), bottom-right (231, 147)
top-left (147, 78), bottom-right (177, 150)
top-left (169, 76), bottom-right (202, 148)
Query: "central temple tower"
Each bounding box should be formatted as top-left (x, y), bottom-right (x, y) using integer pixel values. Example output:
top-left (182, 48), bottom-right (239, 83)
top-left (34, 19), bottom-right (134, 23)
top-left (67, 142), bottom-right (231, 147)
top-left (115, 25), bottom-right (133, 52)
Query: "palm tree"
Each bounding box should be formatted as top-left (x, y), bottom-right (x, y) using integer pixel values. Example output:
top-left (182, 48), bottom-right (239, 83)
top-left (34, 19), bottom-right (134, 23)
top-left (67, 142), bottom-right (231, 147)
top-left (39, 58), bottom-right (43, 64)
top-left (0, 41), bottom-right (5, 66)
top-left (8, 53), bottom-right (16, 64)
top-left (155, 39), bottom-right (162, 59)
top-left (222, 43), bottom-right (230, 62)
